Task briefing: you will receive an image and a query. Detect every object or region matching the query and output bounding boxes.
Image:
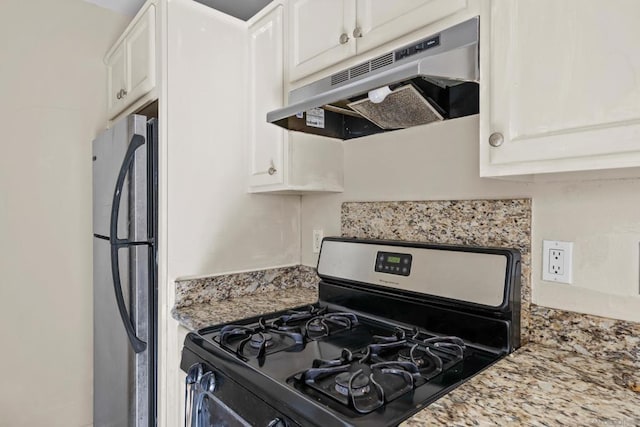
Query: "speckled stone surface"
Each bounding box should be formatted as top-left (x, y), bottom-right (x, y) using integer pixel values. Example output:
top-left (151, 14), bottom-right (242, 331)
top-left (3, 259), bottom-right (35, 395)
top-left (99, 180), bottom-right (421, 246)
top-left (171, 286), bottom-right (318, 330)
top-left (174, 265), bottom-right (317, 309)
top-left (401, 343), bottom-right (640, 427)
top-left (342, 200), bottom-right (532, 339)
top-left (529, 305), bottom-right (640, 369)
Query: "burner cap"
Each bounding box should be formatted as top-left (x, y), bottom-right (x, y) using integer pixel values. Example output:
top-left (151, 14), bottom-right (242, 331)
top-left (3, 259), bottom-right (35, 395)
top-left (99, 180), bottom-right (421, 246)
top-left (249, 333), bottom-right (273, 349)
top-left (398, 347), bottom-right (427, 367)
top-left (307, 320), bottom-right (326, 333)
top-left (334, 372), bottom-right (370, 397)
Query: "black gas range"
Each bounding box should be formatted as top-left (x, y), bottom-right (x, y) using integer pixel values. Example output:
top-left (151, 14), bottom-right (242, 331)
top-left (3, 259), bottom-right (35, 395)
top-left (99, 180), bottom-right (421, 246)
top-left (181, 238), bottom-right (521, 427)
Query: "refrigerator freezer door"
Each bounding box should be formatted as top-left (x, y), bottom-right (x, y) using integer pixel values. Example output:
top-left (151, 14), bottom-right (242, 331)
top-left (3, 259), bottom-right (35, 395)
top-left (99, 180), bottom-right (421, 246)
top-left (92, 115), bottom-right (148, 238)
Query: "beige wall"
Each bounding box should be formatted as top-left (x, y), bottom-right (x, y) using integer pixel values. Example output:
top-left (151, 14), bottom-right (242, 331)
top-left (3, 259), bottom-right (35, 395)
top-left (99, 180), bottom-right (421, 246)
top-left (0, 1), bottom-right (127, 425)
top-left (300, 115), bottom-right (640, 322)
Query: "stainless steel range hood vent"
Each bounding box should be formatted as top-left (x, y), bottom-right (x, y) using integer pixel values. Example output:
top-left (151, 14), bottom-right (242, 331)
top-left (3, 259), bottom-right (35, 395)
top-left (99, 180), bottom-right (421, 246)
top-left (267, 17), bottom-right (479, 140)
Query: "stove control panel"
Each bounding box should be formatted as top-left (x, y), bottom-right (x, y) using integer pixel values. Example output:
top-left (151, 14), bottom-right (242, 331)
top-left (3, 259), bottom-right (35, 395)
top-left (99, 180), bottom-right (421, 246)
top-left (375, 251), bottom-right (412, 276)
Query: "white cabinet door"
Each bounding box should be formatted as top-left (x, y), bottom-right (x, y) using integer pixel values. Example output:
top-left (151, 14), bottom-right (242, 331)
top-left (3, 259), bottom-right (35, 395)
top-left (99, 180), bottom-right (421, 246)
top-left (289, 0), bottom-right (357, 82)
top-left (249, 3), bottom-right (345, 193)
top-left (356, 0), bottom-right (468, 54)
top-left (249, 5), bottom-right (285, 188)
top-left (106, 42), bottom-right (127, 118)
top-left (480, 0), bottom-right (640, 177)
top-left (106, 4), bottom-right (156, 120)
top-left (126, 5), bottom-right (156, 108)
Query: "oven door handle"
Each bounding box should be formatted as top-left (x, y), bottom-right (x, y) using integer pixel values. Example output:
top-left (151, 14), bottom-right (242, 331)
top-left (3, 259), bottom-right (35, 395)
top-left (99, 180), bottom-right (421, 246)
top-left (185, 364), bottom-right (204, 427)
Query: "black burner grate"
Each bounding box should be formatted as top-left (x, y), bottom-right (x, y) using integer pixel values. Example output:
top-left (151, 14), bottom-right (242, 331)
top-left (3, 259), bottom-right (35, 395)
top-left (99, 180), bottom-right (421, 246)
top-left (292, 326), bottom-right (467, 414)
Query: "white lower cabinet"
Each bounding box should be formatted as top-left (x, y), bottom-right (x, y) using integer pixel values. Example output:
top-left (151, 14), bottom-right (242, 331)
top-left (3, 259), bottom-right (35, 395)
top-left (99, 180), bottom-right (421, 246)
top-left (480, 0), bottom-right (640, 177)
top-left (249, 4), bottom-right (344, 193)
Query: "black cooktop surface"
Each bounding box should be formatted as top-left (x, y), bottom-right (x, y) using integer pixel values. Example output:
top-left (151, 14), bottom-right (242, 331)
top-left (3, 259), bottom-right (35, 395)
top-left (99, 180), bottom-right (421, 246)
top-left (184, 303), bottom-right (502, 427)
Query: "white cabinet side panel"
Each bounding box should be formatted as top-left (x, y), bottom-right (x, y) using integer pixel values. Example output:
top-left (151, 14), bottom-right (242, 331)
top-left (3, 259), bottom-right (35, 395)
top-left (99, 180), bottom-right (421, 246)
top-left (166, 0), bottom-right (300, 279)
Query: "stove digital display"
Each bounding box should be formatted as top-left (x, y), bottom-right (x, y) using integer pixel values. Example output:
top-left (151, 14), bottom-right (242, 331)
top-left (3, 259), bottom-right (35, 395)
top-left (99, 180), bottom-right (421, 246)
top-left (375, 251), bottom-right (412, 276)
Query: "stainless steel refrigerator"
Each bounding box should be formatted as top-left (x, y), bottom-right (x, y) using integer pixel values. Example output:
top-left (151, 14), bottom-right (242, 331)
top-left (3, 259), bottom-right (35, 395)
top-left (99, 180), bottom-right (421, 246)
top-left (92, 114), bottom-right (157, 427)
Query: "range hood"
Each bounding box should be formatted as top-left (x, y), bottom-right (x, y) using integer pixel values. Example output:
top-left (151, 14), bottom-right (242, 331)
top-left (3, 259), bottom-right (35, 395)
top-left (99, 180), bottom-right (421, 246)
top-left (267, 17), bottom-right (479, 140)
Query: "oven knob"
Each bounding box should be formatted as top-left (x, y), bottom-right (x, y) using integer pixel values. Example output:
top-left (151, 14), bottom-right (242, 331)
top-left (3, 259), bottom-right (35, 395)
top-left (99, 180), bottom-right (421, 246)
top-left (267, 418), bottom-right (287, 427)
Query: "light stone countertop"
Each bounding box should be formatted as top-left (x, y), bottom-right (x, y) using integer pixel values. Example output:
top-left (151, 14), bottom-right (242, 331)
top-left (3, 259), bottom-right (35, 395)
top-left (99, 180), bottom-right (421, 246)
top-left (172, 288), bottom-right (640, 426)
top-left (171, 286), bottom-right (318, 330)
top-left (401, 343), bottom-right (640, 427)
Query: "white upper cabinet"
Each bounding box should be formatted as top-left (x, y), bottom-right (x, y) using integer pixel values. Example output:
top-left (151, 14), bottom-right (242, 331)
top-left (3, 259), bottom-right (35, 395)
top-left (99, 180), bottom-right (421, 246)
top-left (249, 4), bottom-right (286, 188)
top-left (289, 0), bottom-right (469, 81)
top-left (106, 42), bottom-right (127, 117)
top-left (480, 0), bottom-right (640, 177)
top-left (106, 4), bottom-right (157, 119)
top-left (355, 0), bottom-right (467, 54)
top-left (126, 6), bottom-right (156, 109)
top-left (289, 0), bottom-right (357, 81)
top-left (248, 3), bottom-right (344, 193)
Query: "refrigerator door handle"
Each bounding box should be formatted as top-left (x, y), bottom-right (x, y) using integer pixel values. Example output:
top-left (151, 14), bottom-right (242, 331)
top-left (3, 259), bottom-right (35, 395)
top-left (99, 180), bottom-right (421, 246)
top-left (110, 134), bottom-right (147, 354)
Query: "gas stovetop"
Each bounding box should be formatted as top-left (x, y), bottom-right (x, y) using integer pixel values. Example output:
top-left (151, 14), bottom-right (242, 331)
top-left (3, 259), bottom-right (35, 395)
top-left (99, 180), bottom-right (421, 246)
top-left (181, 238), bottom-right (521, 427)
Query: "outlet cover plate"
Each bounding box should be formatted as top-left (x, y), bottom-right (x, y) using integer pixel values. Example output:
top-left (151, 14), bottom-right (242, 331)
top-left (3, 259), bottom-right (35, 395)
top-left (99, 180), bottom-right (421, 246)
top-left (312, 229), bottom-right (323, 254)
top-left (542, 240), bottom-right (573, 284)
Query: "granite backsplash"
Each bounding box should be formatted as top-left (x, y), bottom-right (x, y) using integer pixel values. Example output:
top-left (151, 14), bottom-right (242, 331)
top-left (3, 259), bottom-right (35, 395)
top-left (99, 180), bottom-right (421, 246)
top-left (342, 199), bottom-right (533, 339)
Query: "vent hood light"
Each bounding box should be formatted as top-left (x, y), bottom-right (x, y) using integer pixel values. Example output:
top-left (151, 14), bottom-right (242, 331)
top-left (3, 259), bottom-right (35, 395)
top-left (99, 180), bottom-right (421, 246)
top-left (267, 17), bottom-right (480, 140)
top-left (368, 86), bottom-right (392, 104)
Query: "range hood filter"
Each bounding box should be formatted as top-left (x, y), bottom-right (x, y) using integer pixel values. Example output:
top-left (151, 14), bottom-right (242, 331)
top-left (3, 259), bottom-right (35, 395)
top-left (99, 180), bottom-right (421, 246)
top-left (348, 85), bottom-right (443, 130)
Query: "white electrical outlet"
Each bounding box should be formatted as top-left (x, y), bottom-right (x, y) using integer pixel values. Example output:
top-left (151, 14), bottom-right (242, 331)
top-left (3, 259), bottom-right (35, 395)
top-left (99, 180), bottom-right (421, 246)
top-left (312, 229), bottom-right (323, 253)
top-left (542, 240), bottom-right (573, 284)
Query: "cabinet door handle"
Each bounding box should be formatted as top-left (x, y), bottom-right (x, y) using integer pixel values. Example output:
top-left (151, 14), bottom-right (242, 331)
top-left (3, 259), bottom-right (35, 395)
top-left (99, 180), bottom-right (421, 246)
top-left (268, 166), bottom-right (277, 176)
top-left (353, 27), bottom-right (363, 38)
top-left (489, 132), bottom-right (504, 147)
top-left (116, 89), bottom-right (128, 100)
top-left (339, 33), bottom-right (350, 45)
